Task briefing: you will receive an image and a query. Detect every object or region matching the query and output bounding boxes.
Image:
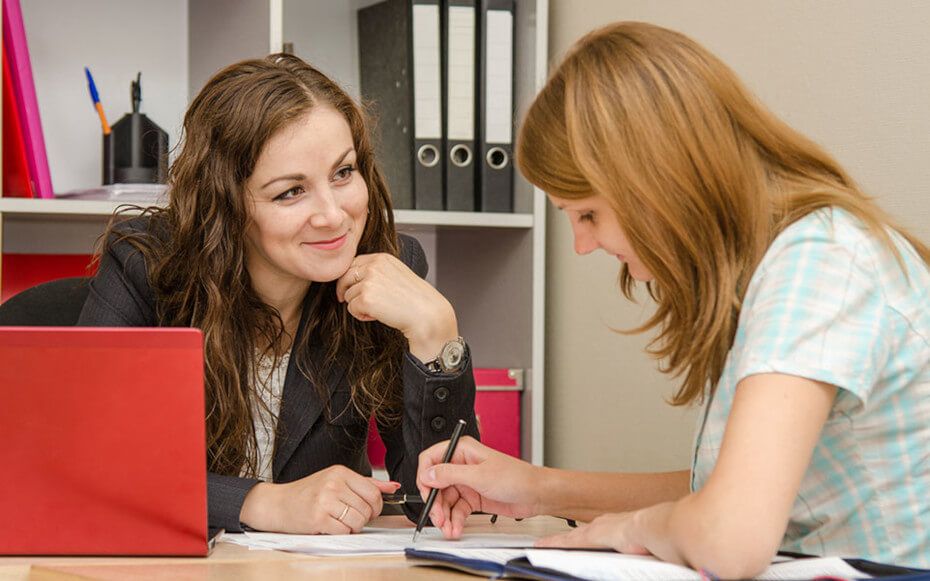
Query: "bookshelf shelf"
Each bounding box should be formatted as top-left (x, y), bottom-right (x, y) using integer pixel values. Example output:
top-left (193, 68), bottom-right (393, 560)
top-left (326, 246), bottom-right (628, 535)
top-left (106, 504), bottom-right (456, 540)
top-left (0, 199), bottom-right (533, 228)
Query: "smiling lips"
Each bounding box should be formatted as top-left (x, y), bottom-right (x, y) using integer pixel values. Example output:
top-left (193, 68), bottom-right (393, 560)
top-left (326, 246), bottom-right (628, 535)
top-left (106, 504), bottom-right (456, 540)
top-left (305, 233), bottom-right (347, 250)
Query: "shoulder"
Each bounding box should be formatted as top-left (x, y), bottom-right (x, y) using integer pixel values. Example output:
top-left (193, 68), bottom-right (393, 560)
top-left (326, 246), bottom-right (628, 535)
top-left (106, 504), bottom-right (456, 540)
top-left (104, 214), bottom-right (168, 259)
top-left (756, 207), bottom-right (929, 300)
top-left (754, 208), bottom-right (880, 289)
top-left (98, 214), bottom-right (169, 293)
top-left (398, 233), bottom-right (428, 278)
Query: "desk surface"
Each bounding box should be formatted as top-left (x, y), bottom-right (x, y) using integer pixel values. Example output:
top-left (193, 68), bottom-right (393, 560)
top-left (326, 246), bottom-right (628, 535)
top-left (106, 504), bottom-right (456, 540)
top-left (0, 515), bottom-right (571, 580)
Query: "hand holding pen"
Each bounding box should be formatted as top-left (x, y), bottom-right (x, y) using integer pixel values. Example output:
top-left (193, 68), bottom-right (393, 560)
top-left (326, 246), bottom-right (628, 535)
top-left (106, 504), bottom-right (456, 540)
top-left (416, 433), bottom-right (542, 540)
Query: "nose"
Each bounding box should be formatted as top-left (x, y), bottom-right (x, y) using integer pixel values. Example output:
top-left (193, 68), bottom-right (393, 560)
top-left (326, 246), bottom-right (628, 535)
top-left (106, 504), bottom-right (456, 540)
top-left (307, 188), bottom-right (343, 229)
top-left (572, 224), bottom-right (598, 255)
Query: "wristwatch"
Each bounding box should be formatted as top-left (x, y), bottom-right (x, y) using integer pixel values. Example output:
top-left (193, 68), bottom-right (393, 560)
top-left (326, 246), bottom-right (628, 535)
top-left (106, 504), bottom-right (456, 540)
top-left (424, 336), bottom-right (466, 374)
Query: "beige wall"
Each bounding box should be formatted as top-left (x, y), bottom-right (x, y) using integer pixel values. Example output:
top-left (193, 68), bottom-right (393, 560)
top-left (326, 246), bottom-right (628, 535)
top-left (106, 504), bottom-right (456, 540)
top-left (544, 1), bottom-right (930, 471)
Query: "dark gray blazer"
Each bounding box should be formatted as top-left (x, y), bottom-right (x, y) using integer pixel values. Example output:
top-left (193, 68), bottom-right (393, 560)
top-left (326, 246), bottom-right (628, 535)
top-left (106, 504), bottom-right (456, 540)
top-left (77, 218), bottom-right (479, 532)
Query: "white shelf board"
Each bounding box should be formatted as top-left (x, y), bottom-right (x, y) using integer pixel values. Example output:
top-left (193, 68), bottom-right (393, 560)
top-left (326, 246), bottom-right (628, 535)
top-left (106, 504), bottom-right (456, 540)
top-left (0, 198), bottom-right (148, 216)
top-left (0, 198), bottom-right (534, 228)
top-left (393, 210), bottom-right (533, 228)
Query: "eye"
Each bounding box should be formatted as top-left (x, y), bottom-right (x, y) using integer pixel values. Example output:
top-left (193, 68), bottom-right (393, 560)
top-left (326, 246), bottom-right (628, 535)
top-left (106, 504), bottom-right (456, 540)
top-left (578, 211), bottom-right (595, 224)
top-left (334, 165), bottom-right (357, 183)
top-left (273, 186), bottom-right (304, 202)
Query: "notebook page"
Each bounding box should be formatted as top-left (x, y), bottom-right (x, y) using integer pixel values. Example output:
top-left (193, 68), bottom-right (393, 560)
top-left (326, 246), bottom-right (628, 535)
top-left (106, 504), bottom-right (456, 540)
top-left (410, 547), bottom-right (528, 565)
top-left (526, 551), bottom-right (702, 581)
top-left (756, 556), bottom-right (869, 580)
top-left (525, 551), bottom-right (870, 581)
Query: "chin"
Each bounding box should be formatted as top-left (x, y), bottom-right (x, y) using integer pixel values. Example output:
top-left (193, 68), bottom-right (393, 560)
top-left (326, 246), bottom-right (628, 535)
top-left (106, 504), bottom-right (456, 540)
top-left (627, 265), bottom-right (654, 282)
top-left (301, 260), bottom-right (354, 283)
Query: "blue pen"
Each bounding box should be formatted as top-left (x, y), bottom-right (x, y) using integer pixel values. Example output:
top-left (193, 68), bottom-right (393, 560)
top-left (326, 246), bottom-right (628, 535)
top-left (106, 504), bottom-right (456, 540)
top-left (84, 67), bottom-right (111, 135)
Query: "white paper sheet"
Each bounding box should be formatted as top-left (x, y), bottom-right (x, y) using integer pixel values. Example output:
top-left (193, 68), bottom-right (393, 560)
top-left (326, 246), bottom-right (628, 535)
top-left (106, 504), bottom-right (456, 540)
top-left (223, 526), bottom-right (538, 557)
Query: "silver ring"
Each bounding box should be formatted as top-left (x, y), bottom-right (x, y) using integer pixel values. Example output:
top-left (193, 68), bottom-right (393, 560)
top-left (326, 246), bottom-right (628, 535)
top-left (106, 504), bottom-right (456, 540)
top-left (354, 268), bottom-right (361, 283)
top-left (337, 503), bottom-right (350, 523)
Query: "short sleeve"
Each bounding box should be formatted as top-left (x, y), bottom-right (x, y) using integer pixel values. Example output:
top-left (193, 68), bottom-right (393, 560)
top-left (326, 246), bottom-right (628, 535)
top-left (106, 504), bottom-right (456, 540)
top-left (730, 215), bottom-right (895, 407)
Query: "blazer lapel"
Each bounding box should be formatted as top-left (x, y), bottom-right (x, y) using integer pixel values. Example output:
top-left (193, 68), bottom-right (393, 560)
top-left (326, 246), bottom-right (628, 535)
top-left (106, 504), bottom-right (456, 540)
top-left (272, 285), bottom-right (343, 478)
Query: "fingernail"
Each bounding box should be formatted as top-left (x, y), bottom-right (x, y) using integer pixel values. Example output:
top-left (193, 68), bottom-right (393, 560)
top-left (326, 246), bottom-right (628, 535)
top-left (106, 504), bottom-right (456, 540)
top-left (427, 469), bottom-right (436, 481)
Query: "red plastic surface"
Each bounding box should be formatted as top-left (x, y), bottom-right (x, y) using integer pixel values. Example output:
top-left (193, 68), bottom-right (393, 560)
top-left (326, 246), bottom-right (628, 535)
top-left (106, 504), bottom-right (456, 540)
top-left (0, 327), bottom-right (208, 555)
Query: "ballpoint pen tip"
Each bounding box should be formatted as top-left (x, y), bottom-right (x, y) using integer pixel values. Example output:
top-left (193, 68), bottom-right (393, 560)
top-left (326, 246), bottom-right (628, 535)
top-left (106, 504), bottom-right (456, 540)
top-left (412, 531), bottom-right (420, 543)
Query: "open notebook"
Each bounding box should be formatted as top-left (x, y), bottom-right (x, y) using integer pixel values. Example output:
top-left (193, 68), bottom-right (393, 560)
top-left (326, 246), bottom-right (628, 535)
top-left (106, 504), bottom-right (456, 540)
top-left (406, 547), bottom-right (930, 580)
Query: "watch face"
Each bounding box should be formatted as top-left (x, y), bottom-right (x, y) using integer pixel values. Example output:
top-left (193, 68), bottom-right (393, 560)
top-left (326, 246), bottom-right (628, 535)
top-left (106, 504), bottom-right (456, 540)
top-left (440, 339), bottom-right (465, 372)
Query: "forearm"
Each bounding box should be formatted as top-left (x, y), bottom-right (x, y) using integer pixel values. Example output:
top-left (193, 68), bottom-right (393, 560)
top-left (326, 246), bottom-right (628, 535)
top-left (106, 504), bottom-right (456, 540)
top-left (630, 493), bottom-right (779, 579)
top-left (539, 468), bottom-right (690, 522)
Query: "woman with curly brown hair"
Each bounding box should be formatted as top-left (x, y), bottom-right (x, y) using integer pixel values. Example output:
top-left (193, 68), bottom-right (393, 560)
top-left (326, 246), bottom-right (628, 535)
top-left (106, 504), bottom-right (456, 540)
top-left (417, 22), bottom-right (929, 575)
top-left (79, 53), bottom-right (478, 534)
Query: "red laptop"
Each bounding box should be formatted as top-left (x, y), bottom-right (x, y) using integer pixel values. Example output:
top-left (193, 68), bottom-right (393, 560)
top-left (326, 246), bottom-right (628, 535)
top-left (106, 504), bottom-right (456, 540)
top-left (0, 327), bottom-right (209, 555)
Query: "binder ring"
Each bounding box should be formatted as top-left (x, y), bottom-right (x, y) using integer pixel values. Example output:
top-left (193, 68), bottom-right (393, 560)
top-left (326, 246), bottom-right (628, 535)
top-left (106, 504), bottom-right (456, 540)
top-left (486, 147), bottom-right (509, 170)
top-left (450, 144), bottom-right (473, 168)
top-left (417, 144), bottom-right (440, 168)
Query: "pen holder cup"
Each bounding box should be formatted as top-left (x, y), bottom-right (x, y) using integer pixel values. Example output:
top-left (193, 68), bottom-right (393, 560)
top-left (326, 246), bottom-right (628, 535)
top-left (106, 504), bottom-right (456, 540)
top-left (101, 112), bottom-right (169, 185)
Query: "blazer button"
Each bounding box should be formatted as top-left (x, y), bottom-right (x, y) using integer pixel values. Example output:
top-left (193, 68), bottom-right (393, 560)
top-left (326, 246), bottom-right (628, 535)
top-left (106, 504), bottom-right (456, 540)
top-left (430, 416), bottom-right (447, 432)
top-left (434, 386), bottom-right (450, 402)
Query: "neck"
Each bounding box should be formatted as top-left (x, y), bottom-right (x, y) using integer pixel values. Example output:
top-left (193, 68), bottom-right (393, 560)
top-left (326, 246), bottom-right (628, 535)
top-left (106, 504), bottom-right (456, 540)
top-left (252, 281), bottom-right (309, 353)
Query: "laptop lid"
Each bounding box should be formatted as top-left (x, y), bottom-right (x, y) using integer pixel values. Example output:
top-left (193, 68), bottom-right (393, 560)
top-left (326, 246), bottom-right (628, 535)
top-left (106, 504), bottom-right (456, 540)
top-left (0, 327), bottom-right (208, 556)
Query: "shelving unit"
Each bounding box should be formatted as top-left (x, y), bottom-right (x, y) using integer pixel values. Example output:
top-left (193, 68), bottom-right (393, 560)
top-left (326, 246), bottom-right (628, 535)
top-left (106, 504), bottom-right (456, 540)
top-left (3, 0), bottom-right (547, 465)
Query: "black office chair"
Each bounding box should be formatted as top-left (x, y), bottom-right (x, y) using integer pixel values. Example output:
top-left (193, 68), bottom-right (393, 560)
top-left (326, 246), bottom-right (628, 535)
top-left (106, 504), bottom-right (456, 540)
top-left (0, 276), bottom-right (91, 326)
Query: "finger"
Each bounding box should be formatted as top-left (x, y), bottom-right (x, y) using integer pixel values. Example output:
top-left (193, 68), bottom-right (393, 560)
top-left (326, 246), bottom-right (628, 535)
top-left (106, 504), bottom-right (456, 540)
top-left (337, 503), bottom-right (368, 533)
top-left (431, 486), bottom-right (461, 532)
top-left (343, 290), bottom-right (378, 322)
top-left (417, 443), bottom-right (449, 496)
top-left (369, 478), bottom-right (401, 493)
top-left (437, 489), bottom-right (460, 538)
top-left (449, 496), bottom-right (475, 539)
top-left (334, 262), bottom-right (362, 303)
top-left (423, 461), bottom-right (485, 491)
top-left (334, 252), bottom-right (386, 302)
top-left (324, 501), bottom-right (354, 535)
top-left (421, 437), bottom-right (484, 475)
top-left (345, 477), bottom-right (383, 521)
top-left (454, 485), bottom-right (486, 518)
top-left (536, 530), bottom-right (583, 548)
top-left (333, 486), bottom-right (374, 525)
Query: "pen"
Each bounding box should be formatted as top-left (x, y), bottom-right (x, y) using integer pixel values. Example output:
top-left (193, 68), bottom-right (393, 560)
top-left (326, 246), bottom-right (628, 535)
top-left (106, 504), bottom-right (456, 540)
top-left (412, 418), bottom-right (467, 542)
top-left (84, 67), bottom-right (111, 135)
top-left (382, 493), bottom-right (425, 504)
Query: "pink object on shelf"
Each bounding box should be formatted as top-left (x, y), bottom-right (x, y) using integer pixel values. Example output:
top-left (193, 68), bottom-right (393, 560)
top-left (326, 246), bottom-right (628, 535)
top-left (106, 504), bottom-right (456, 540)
top-left (2, 0), bottom-right (54, 198)
top-left (474, 390), bottom-right (521, 458)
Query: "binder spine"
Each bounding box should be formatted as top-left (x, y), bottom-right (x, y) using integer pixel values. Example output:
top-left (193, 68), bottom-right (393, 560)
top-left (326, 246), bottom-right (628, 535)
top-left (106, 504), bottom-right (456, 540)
top-left (412, 0), bottom-right (444, 210)
top-left (2, 0), bottom-right (54, 198)
top-left (358, 0), bottom-right (415, 209)
top-left (476, 0), bottom-right (514, 212)
top-left (443, 0), bottom-right (477, 211)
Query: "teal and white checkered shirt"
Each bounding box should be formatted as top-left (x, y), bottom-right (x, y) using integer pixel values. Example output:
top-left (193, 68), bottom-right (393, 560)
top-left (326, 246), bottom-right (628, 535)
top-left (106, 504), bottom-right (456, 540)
top-left (691, 208), bottom-right (930, 567)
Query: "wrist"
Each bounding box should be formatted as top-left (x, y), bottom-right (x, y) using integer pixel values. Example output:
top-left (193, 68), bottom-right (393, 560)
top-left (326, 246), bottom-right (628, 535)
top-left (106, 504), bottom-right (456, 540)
top-left (633, 501), bottom-right (682, 563)
top-left (533, 465), bottom-right (564, 517)
top-left (239, 482), bottom-right (276, 531)
top-left (406, 302), bottom-right (459, 362)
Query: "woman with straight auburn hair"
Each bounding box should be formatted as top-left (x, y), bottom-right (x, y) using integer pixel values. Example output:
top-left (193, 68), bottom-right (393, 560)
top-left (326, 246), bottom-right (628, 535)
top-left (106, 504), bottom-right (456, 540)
top-left (417, 21), bottom-right (929, 576)
top-left (79, 53), bottom-right (479, 534)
